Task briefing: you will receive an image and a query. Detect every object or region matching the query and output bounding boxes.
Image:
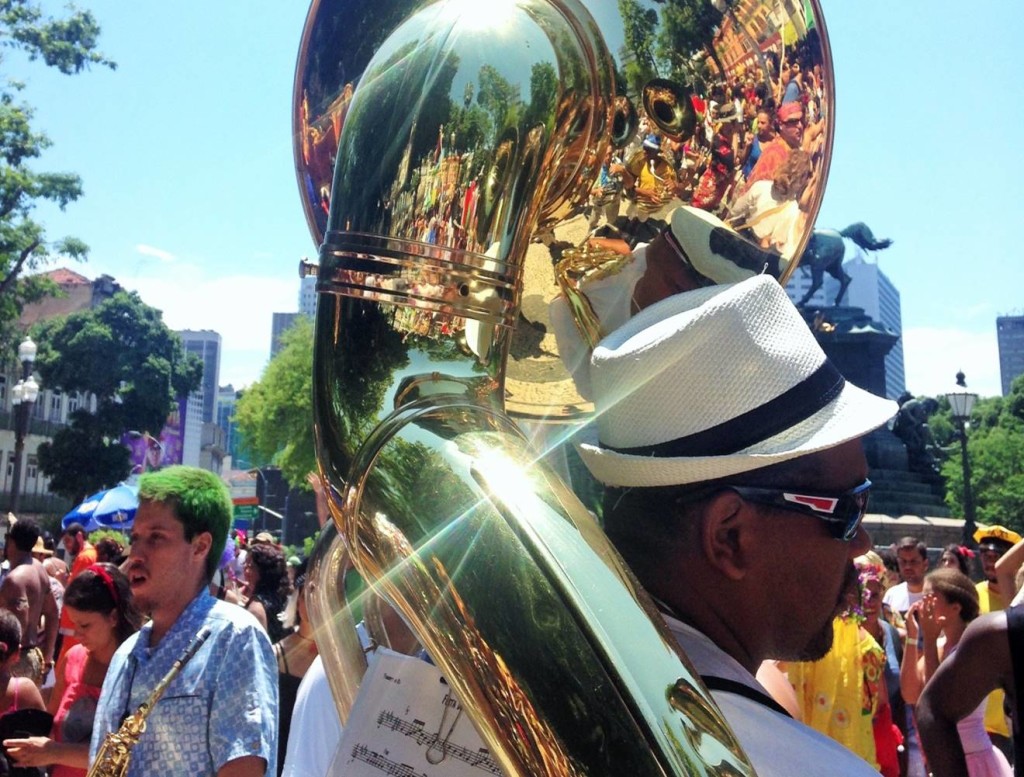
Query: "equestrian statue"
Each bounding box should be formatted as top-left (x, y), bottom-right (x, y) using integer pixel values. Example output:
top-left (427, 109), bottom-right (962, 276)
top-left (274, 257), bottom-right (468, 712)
top-left (797, 222), bottom-right (893, 307)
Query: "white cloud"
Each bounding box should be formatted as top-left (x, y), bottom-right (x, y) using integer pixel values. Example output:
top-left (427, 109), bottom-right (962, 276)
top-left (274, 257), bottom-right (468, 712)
top-left (902, 327), bottom-right (1001, 398)
top-left (135, 244), bottom-right (176, 263)
top-left (118, 268), bottom-right (298, 390)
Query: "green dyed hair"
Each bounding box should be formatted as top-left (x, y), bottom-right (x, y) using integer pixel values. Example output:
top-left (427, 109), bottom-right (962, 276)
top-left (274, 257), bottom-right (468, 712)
top-left (137, 466), bottom-right (232, 582)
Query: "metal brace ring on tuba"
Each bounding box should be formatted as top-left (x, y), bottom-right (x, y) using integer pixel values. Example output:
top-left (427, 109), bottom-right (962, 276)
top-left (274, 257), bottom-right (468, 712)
top-left (295, 1), bottom-right (834, 774)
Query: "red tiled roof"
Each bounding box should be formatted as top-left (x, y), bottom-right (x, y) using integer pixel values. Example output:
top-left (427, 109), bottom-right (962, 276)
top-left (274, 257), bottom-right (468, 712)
top-left (42, 268), bottom-right (91, 285)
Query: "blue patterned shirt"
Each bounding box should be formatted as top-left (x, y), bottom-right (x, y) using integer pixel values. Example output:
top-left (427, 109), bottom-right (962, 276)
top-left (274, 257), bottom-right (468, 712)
top-left (90, 589), bottom-right (278, 776)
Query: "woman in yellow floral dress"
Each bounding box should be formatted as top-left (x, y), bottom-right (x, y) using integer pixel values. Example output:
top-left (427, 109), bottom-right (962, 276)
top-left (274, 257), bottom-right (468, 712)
top-left (786, 565), bottom-right (886, 770)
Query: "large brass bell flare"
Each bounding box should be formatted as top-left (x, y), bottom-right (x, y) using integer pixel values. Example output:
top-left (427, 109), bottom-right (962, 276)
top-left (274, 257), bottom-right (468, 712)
top-left (642, 77), bottom-right (697, 141)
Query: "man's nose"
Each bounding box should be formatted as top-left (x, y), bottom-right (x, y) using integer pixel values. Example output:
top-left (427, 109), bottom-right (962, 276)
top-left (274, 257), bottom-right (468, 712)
top-left (849, 525), bottom-right (871, 557)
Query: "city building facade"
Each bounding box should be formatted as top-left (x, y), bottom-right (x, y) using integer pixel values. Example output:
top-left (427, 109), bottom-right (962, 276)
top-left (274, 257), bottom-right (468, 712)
top-left (177, 329), bottom-right (221, 423)
top-left (997, 315), bottom-right (1024, 396)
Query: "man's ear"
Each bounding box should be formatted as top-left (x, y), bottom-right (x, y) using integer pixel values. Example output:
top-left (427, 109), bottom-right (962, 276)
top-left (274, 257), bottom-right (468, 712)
top-left (192, 531), bottom-right (213, 565)
top-left (699, 490), bottom-right (755, 582)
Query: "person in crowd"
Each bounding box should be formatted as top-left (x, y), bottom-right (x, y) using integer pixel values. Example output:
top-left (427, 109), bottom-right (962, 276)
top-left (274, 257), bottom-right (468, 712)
top-left (56, 524), bottom-right (97, 665)
top-left (89, 466), bottom-right (277, 776)
top-left (901, 568), bottom-right (1011, 777)
top-left (575, 275), bottom-right (896, 775)
top-left (0, 610), bottom-right (45, 719)
top-left (918, 604), bottom-right (1024, 775)
top-left (878, 546), bottom-right (902, 600)
top-left (883, 535), bottom-right (929, 621)
top-left (784, 562), bottom-right (885, 771)
top-left (30, 539), bottom-right (63, 656)
top-left (728, 149), bottom-right (812, 260)
top-left (940, 544), bottom-right (976, 577)
top-left (282, 606), bottom-right (418, 776)
top-left (243, 543), bottom-right (290, 644)
top-left (229, 532), bottom-right (248, 586)
top-left (883, 535), bottom-right (931, 776)
top-left (0, 520), bottom-right (58, 685)
top-left (0, 610), bottom-right (46, 776)
top-left (994, 534), bottom-right (1024, 606)
top-left (588, 144), bottom-right (625, 233)
top-left (740, 109), bottom-right (774, 180)
top-left (741, 102), bottom-right (804, 193)
top-left (30, 538), bottom-right (50, 565)
top-left (281, 656), bottom-right (339, 777)
top-left (691, 103), bottom-right (739, 213)
top-left (93, 538), bottom-right (125, 567)
top-left (4, 563), bottom-right (140, 776)
top-left (622, 134), bottom-right (676, 230)
top-left (856, 553), bottom-right (906, 777)
top-left (972, 524), bottom-right (1022, 759)
top-left (273, 561), bottom-right (316, 775)
top-left (43, 558), bottom-right (69, 658)
top-left (780, 61), bottom-right (804, 105)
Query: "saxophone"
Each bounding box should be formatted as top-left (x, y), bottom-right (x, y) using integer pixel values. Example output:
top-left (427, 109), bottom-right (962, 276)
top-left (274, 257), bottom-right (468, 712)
top-left (87, 627), bottom-right (212, 777)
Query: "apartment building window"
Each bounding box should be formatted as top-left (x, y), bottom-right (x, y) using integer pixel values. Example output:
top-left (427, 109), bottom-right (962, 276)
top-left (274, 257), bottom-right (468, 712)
top-left (49, 391), bottom-right (63, 420)
top-left (26, 455), bottom-right (37, 480)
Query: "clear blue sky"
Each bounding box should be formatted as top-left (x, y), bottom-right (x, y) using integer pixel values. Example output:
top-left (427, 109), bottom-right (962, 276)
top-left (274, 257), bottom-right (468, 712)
top-left (17, 1), bottom-right (1024, 398)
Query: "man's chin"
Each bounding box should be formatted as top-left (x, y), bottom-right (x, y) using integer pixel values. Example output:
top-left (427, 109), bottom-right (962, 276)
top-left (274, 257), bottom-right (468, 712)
top-left (793, 618), bottom-right (836, 663)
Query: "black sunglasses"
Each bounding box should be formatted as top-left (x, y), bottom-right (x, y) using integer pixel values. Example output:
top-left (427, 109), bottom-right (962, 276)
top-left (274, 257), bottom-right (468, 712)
top-left (727, 478), bottom-right (872, 541)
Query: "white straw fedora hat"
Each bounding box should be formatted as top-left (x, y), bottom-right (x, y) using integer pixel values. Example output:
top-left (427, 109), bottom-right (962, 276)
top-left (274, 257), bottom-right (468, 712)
top-left (577, 275), bottom-right (897, 487)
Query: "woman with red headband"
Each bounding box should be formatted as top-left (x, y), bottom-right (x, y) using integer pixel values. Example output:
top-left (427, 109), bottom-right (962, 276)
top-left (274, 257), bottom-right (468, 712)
top-left (3, 563), bottom-right (140, 776)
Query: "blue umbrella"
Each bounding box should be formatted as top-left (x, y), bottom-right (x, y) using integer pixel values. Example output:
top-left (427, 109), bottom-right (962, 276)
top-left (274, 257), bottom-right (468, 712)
top-left (61, 490), bottom-right (106, 532)
top-left (93, 484), bottom-right (139, 530)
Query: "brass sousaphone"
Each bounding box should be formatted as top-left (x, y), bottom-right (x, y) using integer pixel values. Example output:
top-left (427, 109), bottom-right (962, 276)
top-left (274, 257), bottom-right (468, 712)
top-left (294, 1), bottom-right (835, 774)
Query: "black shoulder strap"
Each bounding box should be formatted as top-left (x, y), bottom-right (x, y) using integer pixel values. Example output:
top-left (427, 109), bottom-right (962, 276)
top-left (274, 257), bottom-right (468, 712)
top-left (701, 675), bottom-right (793, 719)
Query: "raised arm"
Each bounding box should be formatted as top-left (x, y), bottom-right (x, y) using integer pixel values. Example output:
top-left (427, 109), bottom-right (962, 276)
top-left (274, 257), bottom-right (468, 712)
top-left (995, 538), bottom-right (1024, 602)
top-left (918, 612), bottom-right (1011, 777)
top-left (899, 599), bottom-right (925, 703)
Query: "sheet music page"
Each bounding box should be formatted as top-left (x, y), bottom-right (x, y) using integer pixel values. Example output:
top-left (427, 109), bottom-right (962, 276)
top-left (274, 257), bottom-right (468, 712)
top-left (330, 649), bottom-right (502, 777)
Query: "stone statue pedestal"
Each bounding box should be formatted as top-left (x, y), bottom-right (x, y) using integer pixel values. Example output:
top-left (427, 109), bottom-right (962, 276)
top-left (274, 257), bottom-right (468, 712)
top-left (799, 305), bottom-right (953, 538)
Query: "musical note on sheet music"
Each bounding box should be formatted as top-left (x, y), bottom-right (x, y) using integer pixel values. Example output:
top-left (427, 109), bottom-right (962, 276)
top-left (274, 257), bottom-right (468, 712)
top-left (331, 650), bottom-right (500, 777)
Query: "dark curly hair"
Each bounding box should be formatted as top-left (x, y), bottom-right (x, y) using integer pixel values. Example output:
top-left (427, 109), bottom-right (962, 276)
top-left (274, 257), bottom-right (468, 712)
top-left (94, 537), bottom-right (126, 565)
top-left (247, 543), bottom-right (291, 601)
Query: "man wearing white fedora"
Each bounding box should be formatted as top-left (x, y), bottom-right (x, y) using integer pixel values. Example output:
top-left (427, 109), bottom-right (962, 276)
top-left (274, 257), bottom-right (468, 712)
top-left (577, 274), bottom-right (896, 775)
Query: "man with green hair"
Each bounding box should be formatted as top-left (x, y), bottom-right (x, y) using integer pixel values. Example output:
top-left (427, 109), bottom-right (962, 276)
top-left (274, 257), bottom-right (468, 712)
top-left (90, 466), bottom-right (278, 776)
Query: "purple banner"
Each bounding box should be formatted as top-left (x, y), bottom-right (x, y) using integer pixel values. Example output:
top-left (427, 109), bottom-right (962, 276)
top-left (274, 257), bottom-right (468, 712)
top-left (122, 398), bottom-right (186, 472)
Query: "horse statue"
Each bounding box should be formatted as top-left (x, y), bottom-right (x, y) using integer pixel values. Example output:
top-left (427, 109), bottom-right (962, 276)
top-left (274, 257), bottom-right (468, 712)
top-left (796, 222), bottom-right (893, 307)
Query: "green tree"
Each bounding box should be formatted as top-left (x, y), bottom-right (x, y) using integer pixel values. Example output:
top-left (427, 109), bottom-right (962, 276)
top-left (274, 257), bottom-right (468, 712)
top-left (939, 376), bottom-right (1024, 534)
top-left (0, 0), bottom-right (114, 352)
top-left (618, 0), bottom-right (659, 97)
top-left (32, 291), bottom-right (201, 502)
top-left (234, 317), bottom-right (316, 488)
top-left (655, 0), bottom-right (724, 83)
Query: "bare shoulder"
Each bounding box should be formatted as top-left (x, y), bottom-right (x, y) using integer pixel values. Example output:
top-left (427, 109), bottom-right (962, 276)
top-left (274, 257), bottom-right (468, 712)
top-left (0, 566), bottom-right (31, 592)
top-left (962, 610), bottom-right (1009, 647)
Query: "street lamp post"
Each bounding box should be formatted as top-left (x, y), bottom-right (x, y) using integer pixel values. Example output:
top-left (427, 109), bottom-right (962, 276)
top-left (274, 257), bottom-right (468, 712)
top-left (9, 336), bottom-right (39, 514)
top-left (945, 370), bottom-right (979, 548)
